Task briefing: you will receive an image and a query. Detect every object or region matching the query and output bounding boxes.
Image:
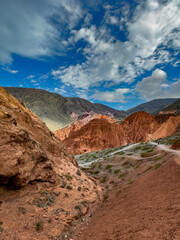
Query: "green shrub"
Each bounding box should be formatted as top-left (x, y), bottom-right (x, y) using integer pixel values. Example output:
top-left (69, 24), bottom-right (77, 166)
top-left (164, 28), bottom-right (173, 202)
top-left (154, 156), bottom-right (162, 162)
top-left (76, 169), bottom-right (81, 176)
top-left (114, 169), bottom-right (120, 174)
top-left (64, 173), bottom-right (73, 180)
top-left (100, 177), bottom-right (108, 183)
top-left (154, 163), bottom-right (162, 169)
top-left (90, 163), bottom-right (97, 170)
top-left (105, 164), bottom-right (113, 170)
top-left (118, 173), bottom-right (126, 178)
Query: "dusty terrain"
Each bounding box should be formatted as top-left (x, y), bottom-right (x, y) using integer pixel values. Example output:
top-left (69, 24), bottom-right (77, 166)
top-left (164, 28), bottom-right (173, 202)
top-left (70, 144), bottom-right (180, 240)
top-left (0, 86), bottom-right (102, 240)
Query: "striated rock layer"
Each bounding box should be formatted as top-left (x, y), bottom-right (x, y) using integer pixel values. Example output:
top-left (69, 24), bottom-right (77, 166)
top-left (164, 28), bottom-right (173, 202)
top-left (0, 86), bottom-right (102, 240)
top-left (55, 113), bottom-right (116, 141)
top-left (58, 111), bottom-right (180, 155)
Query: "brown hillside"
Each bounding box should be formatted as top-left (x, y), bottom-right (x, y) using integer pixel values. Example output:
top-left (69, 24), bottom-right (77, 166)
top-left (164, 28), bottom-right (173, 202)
top-left (0, 86), bottom-right (102, 240)
top-left (59, 111), bottom-right (180, 155)
top-left (63, 118), bottom-right (127, 155)
top-left (55, 113), bottom-right (116, 141)
top-left (77, 155), bottom-right (180, 240)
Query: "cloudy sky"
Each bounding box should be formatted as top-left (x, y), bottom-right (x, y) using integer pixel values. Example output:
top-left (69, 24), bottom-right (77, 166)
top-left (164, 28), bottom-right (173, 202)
top-left (0, 0), bottom-right (180, 110)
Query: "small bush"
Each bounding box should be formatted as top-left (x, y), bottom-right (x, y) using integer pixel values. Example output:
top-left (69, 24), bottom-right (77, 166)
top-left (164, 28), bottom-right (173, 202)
top-left (64, 173), bottom-right (73, 180)
top-left (66, 185), bottom-right (73, 190)
top-left (154, 156), bottom-right (162, 162)
top-left (115, 151), bottom-right (124, 156)
top-left (35, 221), bottom-right (43, 232)
top-left (114, 169), bottom-right (120, 174)
top-left (92, 170), bottom-right (100, 175)
top-left (90, 163), bottom-right (97, 170)
top-left (118, 173), bottom-right (126, 179)
top-left (100, 177), bottom-right (108, 183)
top-left (134, 164), bottom-right (140, 169)
top-left (0, 226), bottom-right (3, 232)
top-left (48, 218), bottom-right (52, 224)
top-left (154, 163), bottom-right (162, 169)
top-left (105, 164), bottom-right (113, 170)
top-left (77, 186), bottom-right (81, 191)
top-left (76, 169), bottom-right (81, 176)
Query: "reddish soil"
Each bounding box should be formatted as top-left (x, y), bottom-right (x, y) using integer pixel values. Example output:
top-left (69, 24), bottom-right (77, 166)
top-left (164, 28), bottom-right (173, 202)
top-left (0, 86), bottom-right (102, 240)
top-left (59, 111), bottom-right (180, 155)
top-left (74, 153), bottom-right (180, 240)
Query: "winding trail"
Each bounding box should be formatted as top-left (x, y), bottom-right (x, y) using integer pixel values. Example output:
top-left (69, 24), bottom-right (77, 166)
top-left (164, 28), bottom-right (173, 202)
top-left (150, 141), bottom-right (180, 157)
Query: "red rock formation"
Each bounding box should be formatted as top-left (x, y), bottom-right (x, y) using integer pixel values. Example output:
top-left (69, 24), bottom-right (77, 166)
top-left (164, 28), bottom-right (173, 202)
top-left (171, 141), bottom-right (180, 150)
top-left (60, 111), bottom-right (180, 155)
top-left (0, 86), bottom-right (102, 239)
top-left (55, 113), bottom-right (116, 141)
top-left (62, 118), bottom-right (126, 154)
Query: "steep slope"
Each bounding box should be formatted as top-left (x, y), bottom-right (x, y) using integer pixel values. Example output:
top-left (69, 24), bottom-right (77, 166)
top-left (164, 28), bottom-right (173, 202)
top-left (160, 98), bottom-right (180, 114)
top-left (77, 154), bottom-right (180, 240)
top-left (60, 111), bottom-right (180, 155)
top-left (55, 113), bottom-right (116, 141)
top-left (5, 87), bottom-right (126, 131)
top-left (62, 112), bottom-right (161, 154)
top-left (0, 86), bottom-right (101, 239)
top-left (126, 98), bottom-right (177, 115)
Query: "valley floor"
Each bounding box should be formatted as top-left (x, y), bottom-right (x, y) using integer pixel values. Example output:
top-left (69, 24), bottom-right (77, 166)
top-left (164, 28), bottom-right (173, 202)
top-left (68, 143), bottom-right (180, 240)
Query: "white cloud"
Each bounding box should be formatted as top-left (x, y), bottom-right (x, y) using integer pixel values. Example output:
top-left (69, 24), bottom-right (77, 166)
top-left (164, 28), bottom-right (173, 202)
top-left (27, 75), bottom-right (35, 79)
top-left (136, 69), bottom-right (180, 99)
top-left (0, 0), bottom-right (83, 64)
top-left (53, 0), bottom-right (180, 91)
top-left (91, 88), bottom-right (129, 103)
top-left (2, 68), bottom-right (19, 74)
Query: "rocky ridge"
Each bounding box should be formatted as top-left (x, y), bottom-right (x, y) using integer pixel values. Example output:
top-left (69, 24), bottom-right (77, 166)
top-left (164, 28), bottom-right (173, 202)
top-left (57, 111), bottom-right (180, 155)
top-left (0, 86), bottom-right (102, 240)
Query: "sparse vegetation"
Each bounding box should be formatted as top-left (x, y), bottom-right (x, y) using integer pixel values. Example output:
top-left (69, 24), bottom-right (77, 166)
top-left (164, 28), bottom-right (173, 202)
top-left (154, 163), bottom-right (162, 169)
top-left (66, 185), bottom-right (73, 190)
top-left (92, 170), bottom-right (100, 175)
top-left (105, 164), bottom-right (113, 170)
top-left (118, 173), bottom-right (126, 178)
top-left (90, 163), bottom-right (97, 170)
top-left (100, 177), bottom-right (108, 183)
top-left (76, 169), bottom-right (81, 176)
top-left (114, 169), bottom-right (120, 174)
top-left (35, 221), bottom-right (43, 232)
top-left (48, 218), bottom-right (52, 224)
top-left (154, 156), bottom-right (162, 162)
top-left (64, 173), bottom-right (73, 180)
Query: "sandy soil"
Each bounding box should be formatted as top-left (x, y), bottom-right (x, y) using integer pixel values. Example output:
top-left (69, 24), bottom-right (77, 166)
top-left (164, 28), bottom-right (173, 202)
top-left (71, 147), bottom-right (180, 240)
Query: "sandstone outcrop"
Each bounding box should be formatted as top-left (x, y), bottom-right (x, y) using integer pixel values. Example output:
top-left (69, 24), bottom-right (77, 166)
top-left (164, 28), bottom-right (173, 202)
top-left (0, 86), bottom-right (102, 239)
top-left (55, 113), bottom-right (116, 141)
top-left (59, 111), bottom-right (180, 155)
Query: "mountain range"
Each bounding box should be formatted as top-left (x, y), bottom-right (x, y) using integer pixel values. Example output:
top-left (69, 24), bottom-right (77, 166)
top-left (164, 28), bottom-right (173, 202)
top-left (60, 111), bottom-right (180, 154)
top-left (5, 87), bottom-right (126, 131)
top-left (5, 87), bottom-right (178, 131)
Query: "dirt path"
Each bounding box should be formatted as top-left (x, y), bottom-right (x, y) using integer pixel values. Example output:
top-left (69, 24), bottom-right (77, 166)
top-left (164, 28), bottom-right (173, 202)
top-left (157, 144), bottom-right (180, 156)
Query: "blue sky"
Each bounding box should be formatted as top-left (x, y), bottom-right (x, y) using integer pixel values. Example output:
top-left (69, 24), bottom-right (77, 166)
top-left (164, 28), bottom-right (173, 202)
top-left (0, 0), bottom-right (180, 110)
